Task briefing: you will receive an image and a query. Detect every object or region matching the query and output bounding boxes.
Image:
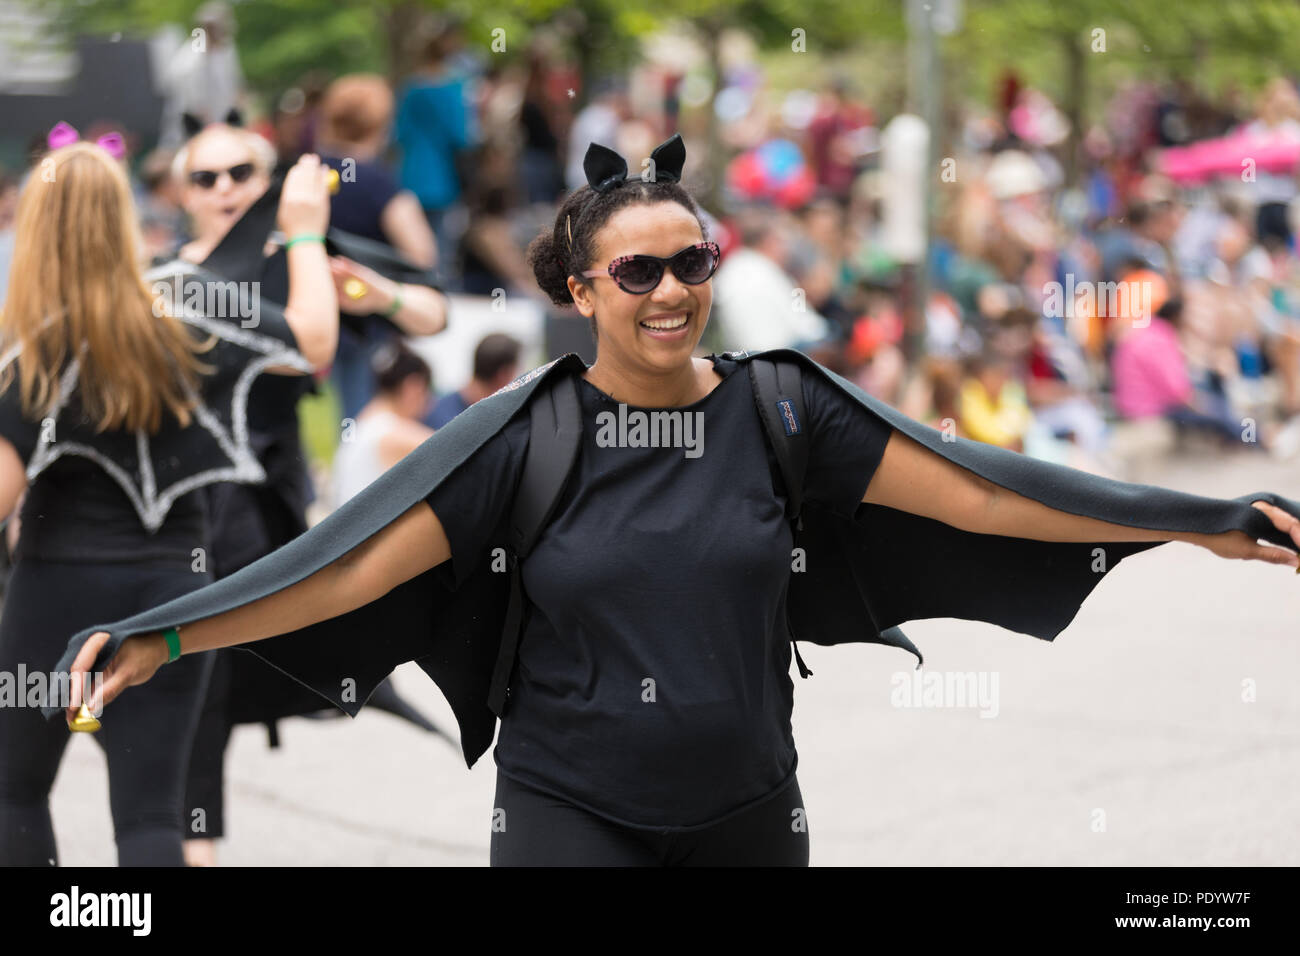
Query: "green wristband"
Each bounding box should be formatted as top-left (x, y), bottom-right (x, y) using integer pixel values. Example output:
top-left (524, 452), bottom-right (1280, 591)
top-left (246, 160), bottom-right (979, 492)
top-left (383, 285), bottom-right (404, 318)
top-left (284, 233), bottom-right (326, 250)
top-left (163, 627), bottom-right (181, 663)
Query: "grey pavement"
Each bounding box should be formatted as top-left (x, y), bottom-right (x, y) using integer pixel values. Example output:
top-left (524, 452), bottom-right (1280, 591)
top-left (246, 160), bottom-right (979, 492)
top-left (47, 447), bottom-right (1300, 865)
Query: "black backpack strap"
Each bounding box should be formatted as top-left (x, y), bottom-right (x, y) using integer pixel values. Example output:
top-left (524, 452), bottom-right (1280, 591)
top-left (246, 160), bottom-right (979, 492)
top-left (748, 358), bottom-right (809, 528)
top-left (487, 374), bottom-right (582, 717)
top-left (748, 357), bottom-right (816, 678)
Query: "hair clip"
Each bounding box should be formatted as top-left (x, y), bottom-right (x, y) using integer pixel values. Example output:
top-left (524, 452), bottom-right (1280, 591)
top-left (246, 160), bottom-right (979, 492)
top-left (566, 214), bottom-right (573, 249)
top-left (47, 122), bottom-right (126, 160)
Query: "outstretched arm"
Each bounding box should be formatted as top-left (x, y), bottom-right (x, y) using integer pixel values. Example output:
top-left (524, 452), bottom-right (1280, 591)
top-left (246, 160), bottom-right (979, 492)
top-left (65, 501), bottom-right (452, 723)
top-left (863, 430), bottom-right (1300, 566)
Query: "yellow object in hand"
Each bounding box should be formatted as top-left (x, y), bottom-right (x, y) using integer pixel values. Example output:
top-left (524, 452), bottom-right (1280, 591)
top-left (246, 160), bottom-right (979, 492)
top-left (69, 703), bottom-right (101, 733)
top-left (343, 278), bottom-right (368, 300)
top-left (326, 168), bottom-right (340, 194)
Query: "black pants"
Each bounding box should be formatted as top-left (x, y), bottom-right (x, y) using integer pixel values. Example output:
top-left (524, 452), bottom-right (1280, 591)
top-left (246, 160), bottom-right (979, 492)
top-left (489, 771), bottom-right (810, 866)
top-left (0, 558), bottom-right (213, 866)
top-left (184, 480), bottom-right (323, 842)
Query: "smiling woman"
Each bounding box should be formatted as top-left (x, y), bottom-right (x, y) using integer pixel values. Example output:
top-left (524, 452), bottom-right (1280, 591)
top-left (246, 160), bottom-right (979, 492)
top-left (173, 124), bottom-right (278, 259)
top-left (41, 133), bottom-right (1300, 871)
top-left (524, 136), bottom-right (727, 408)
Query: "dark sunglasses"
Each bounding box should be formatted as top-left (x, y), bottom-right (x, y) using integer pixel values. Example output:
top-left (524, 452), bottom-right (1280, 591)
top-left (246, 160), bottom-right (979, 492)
top-left (582, 241), bottom-right (721, 295)
top-left (188, 162), bottom-right (257, 189)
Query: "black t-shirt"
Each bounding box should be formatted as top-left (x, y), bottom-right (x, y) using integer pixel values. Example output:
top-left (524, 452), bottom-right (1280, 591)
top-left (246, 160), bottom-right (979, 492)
top-left (318, 153), bottom-right (402, 246)
top-left (424, 354), bottom-right (894, 830)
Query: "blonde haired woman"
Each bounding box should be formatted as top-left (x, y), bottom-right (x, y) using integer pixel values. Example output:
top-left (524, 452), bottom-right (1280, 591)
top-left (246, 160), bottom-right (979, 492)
top-left (0, 140), bottom-right (335, 866)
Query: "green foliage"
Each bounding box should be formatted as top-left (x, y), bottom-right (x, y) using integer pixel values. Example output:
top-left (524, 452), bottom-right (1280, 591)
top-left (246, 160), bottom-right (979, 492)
top-left (235, 2), bottom-right (385, 92)
top-left (298, 375), bottom-right (342, 468)
top-left (952, 0), bottom-right (1300, 119)
top-left (38, 0), bottom-right (1300, 135)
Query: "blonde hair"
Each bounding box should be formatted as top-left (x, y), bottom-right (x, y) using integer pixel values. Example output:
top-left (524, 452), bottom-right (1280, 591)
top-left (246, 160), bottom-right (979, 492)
top-left (0, 142), bottom-right (216, 433)
top-left (170, 123), bottom-right (276, 185)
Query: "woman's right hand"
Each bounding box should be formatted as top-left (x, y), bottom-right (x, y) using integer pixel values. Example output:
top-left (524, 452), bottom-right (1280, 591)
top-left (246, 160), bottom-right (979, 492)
top-left (64, 630), bottom-right (170, 726)
top-left (277, 153), bottom-right (331, 240)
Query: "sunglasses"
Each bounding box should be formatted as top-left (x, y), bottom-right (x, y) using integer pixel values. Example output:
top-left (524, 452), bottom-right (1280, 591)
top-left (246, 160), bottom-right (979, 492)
top-left (581, 241), bottom-right (721, 295)
top-left (188, 163), bottom-right (257, 189)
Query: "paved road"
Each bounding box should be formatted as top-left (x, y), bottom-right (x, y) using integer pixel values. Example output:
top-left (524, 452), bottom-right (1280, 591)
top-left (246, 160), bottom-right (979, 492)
top-left (48, 447), bottom-right (1300, 865)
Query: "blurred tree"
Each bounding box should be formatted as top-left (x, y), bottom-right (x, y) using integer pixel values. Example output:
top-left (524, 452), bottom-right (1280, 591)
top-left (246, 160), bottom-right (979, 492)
top-left (36, 0), bottom-right (1300, 191)
top-left (953, 0), bottom-right (1300, 183)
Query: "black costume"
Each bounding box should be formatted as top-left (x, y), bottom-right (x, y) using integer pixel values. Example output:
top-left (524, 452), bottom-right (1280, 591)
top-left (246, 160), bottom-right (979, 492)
top-left (39, 348), bottom-right (1300, 846)
top-left (157, 186), bottom-right (450, 842)
top-left (38, 131), bottom-right (1300, 861)
top-left (0, 279), bottom-right (310, 865)
top-left (426, 353), bottom-right (890, 828)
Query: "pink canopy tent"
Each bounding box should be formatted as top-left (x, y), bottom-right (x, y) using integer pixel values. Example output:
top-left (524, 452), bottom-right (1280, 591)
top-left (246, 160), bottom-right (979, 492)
top-left (1158, 126), bottom-right (1300, 185)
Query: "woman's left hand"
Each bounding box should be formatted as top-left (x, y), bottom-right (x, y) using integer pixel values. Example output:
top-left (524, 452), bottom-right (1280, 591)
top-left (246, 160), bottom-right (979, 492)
top-left (1196, 501), bottom-right (1300, 568)
top-left (64, 630), bottom-right (169, 726)
top-left (329, 256), bottom-right (397, 316)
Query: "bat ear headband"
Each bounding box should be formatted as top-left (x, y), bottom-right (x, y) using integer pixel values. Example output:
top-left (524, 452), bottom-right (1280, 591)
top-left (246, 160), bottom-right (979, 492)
top-left (582, 132), bottom-right (686, 193)
top-left (47, 122), bottom-right (125, 161)
top-left (181, 109), bottom-right (243, 139)
top-left (563, 133), bottom-right (688, 256)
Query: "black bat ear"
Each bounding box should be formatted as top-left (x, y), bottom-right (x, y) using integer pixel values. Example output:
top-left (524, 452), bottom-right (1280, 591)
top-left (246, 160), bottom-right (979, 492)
top-left (181, 112), bottom-right (204, 138)
top-left (648, 133), bottom-right (685, 183)
top-left (583, 141), bottom-right (628, 192)
top-left (224, 107), bottom-right (244, 128)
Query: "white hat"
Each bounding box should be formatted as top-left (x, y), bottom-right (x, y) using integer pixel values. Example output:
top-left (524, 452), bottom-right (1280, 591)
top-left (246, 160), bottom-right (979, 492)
top-left (985, 150), bottom-right (1046, 200)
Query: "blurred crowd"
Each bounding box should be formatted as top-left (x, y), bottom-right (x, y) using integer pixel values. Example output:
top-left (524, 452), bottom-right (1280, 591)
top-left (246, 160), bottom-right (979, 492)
top-left (4, 8), bottom-right (1300, 491)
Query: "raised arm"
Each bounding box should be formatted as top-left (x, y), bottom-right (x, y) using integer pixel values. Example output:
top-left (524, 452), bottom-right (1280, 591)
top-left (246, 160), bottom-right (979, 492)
top-left (65, 500), bottom-right (452, 722)
top-left (266, 153), bottom-right (339, 373)
top-left (863, 429), bottom-right (1300, 564)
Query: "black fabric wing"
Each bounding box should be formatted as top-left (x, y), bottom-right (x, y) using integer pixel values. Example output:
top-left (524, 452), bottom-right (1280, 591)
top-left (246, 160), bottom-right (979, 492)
top-left (40, 355), bottom-right (580, 768)
top-left (38, 347), bottom-right (1300, 772)
top-left (0, 262), bottom-right (311, 533)
top-left (754, 349), bottom-right (1300, 661)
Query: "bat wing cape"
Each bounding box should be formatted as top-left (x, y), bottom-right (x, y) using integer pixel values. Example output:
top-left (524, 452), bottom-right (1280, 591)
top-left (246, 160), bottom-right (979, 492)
top-left (0, 265), bottom-right (312, 533)
top-left (40, 349), bottom-right (1300, 767)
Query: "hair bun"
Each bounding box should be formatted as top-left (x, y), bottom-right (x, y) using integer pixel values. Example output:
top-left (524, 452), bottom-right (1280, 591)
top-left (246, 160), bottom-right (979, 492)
top-left (527, 232), bottom-right (575, 306)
